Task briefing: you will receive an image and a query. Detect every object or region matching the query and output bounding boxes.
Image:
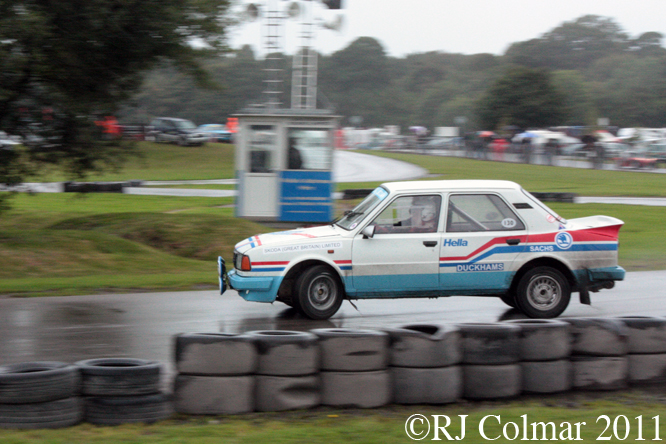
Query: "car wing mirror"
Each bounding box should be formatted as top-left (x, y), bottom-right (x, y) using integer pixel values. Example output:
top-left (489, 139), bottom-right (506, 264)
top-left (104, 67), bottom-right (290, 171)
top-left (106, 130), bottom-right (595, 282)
top-left (361, 225), bottom-right (375, 239)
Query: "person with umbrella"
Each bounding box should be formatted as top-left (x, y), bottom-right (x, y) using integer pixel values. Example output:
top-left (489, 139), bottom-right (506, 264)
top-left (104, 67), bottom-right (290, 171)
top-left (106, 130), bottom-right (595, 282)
top-left (581, 134), bottom-right (604, 169)
top-left (544, 138), bottom-right (559, 166)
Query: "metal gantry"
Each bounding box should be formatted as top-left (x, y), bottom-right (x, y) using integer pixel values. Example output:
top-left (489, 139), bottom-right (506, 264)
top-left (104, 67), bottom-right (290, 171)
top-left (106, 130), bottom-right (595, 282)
top-left (291, 5), bottom-right (318, 110)
top-left (261, 0), bottom-right (285, 109)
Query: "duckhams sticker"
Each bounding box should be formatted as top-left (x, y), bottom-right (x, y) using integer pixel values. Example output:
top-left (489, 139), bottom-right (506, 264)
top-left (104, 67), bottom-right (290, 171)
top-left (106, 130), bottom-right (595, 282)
top-left (457, 263), bottom-right (504, 272)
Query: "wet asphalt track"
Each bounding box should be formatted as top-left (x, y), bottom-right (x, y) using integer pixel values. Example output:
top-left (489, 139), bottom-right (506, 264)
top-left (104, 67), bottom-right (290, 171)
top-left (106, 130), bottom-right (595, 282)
top-left (0, 150), bottom-right (664, 378)
top-left (1, 270), bottom-right (665, 380)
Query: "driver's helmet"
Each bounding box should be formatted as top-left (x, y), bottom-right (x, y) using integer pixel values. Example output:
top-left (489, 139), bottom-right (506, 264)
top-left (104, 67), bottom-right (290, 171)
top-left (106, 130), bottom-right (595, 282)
top-left (413, 196), bottom-right (437, 222)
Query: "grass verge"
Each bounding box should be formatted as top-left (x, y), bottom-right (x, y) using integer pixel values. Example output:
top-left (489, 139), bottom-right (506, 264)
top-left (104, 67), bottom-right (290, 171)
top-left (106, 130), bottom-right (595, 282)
top-left (2, 145), bottom-right (666, 296)
top-left (0, 391), bottom-right (664, 443)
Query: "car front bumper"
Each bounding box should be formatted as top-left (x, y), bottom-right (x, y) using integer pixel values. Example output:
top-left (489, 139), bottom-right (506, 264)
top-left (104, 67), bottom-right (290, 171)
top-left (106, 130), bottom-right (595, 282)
top-left (218, 256), bottom-right (281, 302)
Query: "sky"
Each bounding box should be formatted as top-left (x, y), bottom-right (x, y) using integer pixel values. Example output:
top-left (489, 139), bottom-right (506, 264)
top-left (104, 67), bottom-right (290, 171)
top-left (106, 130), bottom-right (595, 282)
top-left (227, 0), bottom-right (666, 57)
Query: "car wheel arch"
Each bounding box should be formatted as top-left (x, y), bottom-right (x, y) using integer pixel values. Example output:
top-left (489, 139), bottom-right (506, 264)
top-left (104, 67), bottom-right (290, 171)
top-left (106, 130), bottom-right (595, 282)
top-left (509, 257), bottom-right (576, 296)
top-left (278, 259), bottom-right (347, 299)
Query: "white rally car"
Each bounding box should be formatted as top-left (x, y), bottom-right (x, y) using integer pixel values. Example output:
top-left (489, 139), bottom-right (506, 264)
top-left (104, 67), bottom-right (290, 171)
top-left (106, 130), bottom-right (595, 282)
top-left (219, 180), bottom-right (625, 320)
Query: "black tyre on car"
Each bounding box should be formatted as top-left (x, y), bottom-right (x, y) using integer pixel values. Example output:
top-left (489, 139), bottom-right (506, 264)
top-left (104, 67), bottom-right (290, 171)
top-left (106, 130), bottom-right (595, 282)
top-left (294, 265), bottom-right (344, 320)
top-left (515, 266), bottom-right (571, 318)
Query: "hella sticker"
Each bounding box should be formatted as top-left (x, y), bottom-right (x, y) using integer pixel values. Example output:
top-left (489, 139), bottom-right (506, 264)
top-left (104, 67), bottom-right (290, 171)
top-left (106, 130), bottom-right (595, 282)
top-left (443, 239), bottom-right (468, 247)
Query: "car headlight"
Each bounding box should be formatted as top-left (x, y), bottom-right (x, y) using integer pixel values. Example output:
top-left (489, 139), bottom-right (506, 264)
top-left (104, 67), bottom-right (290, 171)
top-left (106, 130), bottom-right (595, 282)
top-left (234, 252), bottom-right (251, 271)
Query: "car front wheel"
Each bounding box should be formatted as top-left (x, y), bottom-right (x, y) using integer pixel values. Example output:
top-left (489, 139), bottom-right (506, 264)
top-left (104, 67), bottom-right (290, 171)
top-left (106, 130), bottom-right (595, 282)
top-left (515, 266), bottom-right (570, 318)
top-left (295, 265), bottom-right (343, 320)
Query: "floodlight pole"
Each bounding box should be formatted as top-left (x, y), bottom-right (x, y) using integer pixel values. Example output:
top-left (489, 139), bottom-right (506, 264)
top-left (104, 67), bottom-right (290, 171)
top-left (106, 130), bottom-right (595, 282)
top-left (291, 1), bottom-right (318, 110)
top-left (261, 0), bottom-right (285, 109)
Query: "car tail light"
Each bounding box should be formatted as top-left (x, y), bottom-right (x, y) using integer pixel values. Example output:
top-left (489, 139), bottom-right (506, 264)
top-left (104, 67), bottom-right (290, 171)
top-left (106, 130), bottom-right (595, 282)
top-left (241, 255), bottom-right (252, 271)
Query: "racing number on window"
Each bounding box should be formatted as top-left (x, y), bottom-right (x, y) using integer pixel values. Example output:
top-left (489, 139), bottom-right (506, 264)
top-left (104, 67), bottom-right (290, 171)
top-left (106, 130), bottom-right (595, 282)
top-left (446, 194), bottom-right (525, 233)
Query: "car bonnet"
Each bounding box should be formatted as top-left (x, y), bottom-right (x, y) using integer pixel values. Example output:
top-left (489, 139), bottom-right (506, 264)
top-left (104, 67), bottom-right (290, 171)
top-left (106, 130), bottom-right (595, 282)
top-left (234, 225), bottom-right (341, 254)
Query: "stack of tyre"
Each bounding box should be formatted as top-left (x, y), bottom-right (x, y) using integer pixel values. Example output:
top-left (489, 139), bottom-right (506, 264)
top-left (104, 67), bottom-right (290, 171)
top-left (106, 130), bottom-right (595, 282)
top-left (77, 358), bottom-right (172, 425)
top-left (617, 316), bottom-right (666, 385)
top-left (173, 333), bottom-right (257, 415)
top-left (0, 361), bottom-right (82, 429)
top-left (312, 328), bottom-right (391, 408)
top-left (457, 323), bottom-right (522, 400)
top-left (248, 331), bottom-right (320, 412)
top-left (562, 318), bottom-right (629, 390)
top-left (384, 324), bottom-right (462, 404)
top-left (504, 319), bottom-right (573, 393)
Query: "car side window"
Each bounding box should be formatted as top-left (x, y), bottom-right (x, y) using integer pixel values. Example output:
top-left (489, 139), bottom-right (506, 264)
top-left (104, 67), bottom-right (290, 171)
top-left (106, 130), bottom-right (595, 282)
top-left (446, 194), bottom-right (525, 232)
top-left (371, 195), bottom-right (441, 234)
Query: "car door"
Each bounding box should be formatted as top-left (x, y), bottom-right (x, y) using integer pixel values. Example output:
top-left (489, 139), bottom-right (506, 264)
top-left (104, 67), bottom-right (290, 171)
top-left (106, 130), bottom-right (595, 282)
top-left (439, 193), bottom-right (527, 291)
top-left (351, 194), bottom-right (442, 294)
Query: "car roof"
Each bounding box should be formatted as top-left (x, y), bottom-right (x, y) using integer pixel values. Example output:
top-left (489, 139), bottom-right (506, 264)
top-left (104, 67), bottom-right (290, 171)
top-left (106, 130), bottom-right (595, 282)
top-left (382, 180), bottom-right (522, 193)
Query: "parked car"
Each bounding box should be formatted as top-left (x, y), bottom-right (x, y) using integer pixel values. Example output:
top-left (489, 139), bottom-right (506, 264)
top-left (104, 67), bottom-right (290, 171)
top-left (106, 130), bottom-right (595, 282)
top-left (219, 180), bottom-right (625, 320)
top-left (197, 124), bottom-right (233, 143)
top-left (0, 131), bottom-right (21, 148)
top-left (146, 118), bottom-right (207, 146)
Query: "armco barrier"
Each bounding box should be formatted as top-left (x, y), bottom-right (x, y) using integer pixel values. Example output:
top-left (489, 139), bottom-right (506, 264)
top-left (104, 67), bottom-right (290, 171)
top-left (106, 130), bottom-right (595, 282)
top-left (2, 316), bottom-right (666, 429)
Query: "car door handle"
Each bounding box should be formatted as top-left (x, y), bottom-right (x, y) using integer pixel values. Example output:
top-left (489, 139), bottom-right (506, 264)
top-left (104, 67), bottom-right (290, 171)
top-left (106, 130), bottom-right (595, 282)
top-left (423, 241), bottom-right (438, 247)
top-left (506, 238), bottom-right (521, 246)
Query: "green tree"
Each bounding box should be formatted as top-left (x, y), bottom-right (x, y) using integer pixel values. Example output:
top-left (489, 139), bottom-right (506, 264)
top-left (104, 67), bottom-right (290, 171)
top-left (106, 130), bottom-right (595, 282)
top-left (592, 57), bottom-right (666, 127)
top-left (476, 66), bottom-right (565, 130)
top-left (551, 70), bottom-right (596, 126)
top-left (505, 15), bottom-right (629, 70)
top-left (0, 0), bottom-right (231, 190)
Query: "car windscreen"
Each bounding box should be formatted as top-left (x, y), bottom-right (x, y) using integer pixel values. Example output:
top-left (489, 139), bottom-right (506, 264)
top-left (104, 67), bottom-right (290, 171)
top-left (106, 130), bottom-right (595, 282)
top-left (174, 120), bottom-right (196, 129)
top-left (334, 187), bottom-right (389, 230)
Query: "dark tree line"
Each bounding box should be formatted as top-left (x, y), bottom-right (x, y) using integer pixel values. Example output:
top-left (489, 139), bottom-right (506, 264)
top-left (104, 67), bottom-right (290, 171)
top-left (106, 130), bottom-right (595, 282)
top-left (2, 11), bottom-right (666, 204)
top-left (120, 15), bottom-right (666, 133)
top-left (0, 0), bottom-right (231, 199)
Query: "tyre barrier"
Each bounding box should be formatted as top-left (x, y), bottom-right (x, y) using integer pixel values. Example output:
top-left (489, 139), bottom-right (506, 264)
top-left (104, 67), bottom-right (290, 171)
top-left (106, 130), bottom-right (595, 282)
top-left (245, 330), bottom-right (319, 376)
top-left (255, 375), bottom-right (319, 412)
top-left (313, 328), bottom-right (390, 407)
top-left (504, 319), bottom-right (573, 393)
top-left (561, 318), bottom-right (629, 390)
top-left (311, 328), bottom-right (388, 371)
top-left (312, 328), bottom-right (391, 408)
top-left (457, 323), bottom-right (522, 400)
top-left (391, 366), bottom-right (462, 405)
top-left (4, 317), bottom-right (666, 429)
top-left (385, 324), bottom-right (462, 404)
top-left (0, 362), bottom-right (82, 429)
top-left (63, 181), bottom-right (126, 193)
top-left (616, 316), bottom-right (666, 384)
top-left (246, 330), bottom-right (320, 411)
top-left (174, 332), bottom-right (257, 376)
top-left (77, 358), bottom-right (163, 396)
top-left (76, 358), bottom-right (172, 425)
top-left (457, 322), bottom-right (521, 364)
top-left (384, 324), bottom-right (461, 368)
top-left (172, 333), bottom-right (257, 415)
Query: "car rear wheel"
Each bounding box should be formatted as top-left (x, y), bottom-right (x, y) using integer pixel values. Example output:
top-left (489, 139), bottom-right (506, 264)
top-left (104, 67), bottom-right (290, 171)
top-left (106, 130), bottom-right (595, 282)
top-left (515, 266), bottom-right (570, 318)
top-left (295, 265), bottom-right (343, 320)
